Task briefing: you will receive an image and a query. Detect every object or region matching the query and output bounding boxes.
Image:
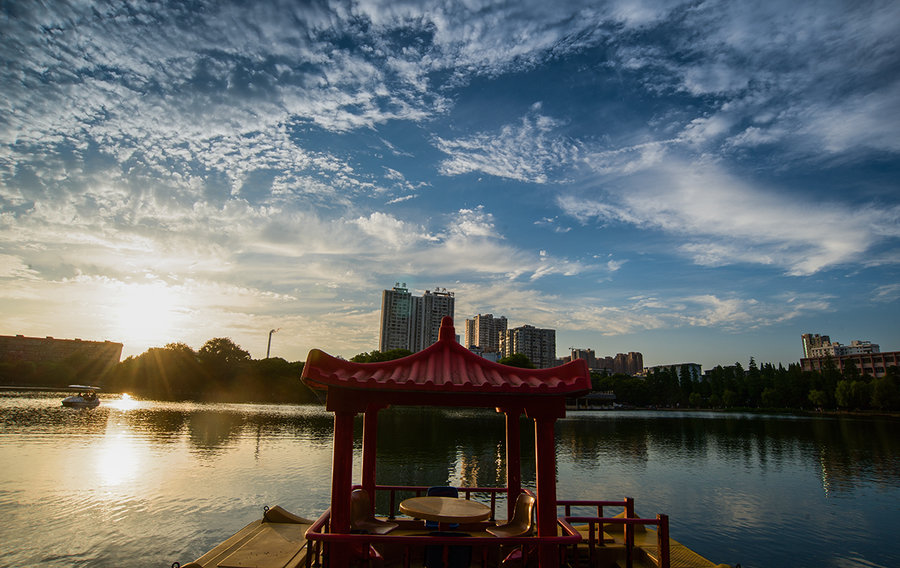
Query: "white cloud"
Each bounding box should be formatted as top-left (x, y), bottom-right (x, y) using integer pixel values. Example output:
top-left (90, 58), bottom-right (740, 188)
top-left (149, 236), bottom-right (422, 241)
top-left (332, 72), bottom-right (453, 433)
top-left (436, 108), bottom-right (580, 183)
top-left (559, 160), bottom-right (900, 275)
top-left (872, 284), bottom-right (900, 304)
top-left (353, 212), bottom-right (431, 248)
top-left (0, 255), bottom-right (40, 280)
top-left (449, 206), bottom-right (499, 239)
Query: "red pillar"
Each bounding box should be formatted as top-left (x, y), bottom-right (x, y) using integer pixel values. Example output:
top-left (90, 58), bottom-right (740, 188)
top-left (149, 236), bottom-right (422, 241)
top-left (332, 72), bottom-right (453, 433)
top-left (329, 409), bottom-right (356, 566)
top-left (534, 415), bottom-right (559, 568)
top-left (361, 405), bottom-right (379, 513)
top-left (503, 407), bottom-right (522, 521)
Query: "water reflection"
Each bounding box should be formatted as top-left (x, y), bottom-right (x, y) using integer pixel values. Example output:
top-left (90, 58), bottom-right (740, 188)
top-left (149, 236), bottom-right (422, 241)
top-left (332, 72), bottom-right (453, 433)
top-left (557, 411), bottom-right (900, 493)
top-left (1, 395), bottom-right (898, 568)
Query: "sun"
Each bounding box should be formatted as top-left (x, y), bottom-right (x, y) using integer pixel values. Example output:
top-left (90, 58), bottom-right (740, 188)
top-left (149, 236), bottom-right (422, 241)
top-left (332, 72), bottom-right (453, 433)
top-left (112, 281), bottom-right (184, 350)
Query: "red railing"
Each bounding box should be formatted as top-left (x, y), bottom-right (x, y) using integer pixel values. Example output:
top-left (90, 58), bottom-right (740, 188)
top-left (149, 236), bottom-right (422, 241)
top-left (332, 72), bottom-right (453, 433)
top-left (304, 485), bottom-right (582, 567)
top-left (557, 498), bottom-right (670, 568)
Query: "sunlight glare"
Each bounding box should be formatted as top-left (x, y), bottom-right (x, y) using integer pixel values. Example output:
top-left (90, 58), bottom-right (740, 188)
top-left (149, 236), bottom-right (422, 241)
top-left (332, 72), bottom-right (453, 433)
top-left (112, 281), bottom-right (184, 350)
top-left (96, 430), bottom-right (141, 486)
top-left (106, 392), bottom-right (142, 411)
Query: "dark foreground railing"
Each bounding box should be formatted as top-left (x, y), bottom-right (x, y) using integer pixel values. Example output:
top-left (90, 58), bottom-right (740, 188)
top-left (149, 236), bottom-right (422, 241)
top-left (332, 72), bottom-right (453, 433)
top-left (304, 486), bottom-right (670, 568)
top-left (558, 498), bottom-right (670, 568)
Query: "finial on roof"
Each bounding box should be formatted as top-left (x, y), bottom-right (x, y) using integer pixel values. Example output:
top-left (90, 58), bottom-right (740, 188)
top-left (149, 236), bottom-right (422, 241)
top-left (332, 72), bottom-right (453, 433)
top-left (439, 316), bottom-right (455, 342)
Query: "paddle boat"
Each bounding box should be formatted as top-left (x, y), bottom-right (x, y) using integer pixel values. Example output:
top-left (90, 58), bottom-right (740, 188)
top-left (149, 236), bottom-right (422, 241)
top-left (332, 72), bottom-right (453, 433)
top-left (61, 385), bottom-right (100, 408)
top-left (177, 317), bottom-right (733, 568)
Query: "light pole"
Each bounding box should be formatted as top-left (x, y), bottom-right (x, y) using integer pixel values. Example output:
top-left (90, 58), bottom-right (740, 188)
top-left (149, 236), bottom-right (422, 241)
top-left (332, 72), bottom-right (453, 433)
top-left (266, 328), bottom-right (279, 358)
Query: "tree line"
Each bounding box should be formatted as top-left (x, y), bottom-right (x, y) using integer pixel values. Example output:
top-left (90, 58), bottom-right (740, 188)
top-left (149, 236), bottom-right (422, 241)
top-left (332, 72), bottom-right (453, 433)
top-left (593, 357), bottom-right (900, 411)
top-left (6, 340), bottom-right (897, 411)
top-left (101, 338), bottom-right (319, 403)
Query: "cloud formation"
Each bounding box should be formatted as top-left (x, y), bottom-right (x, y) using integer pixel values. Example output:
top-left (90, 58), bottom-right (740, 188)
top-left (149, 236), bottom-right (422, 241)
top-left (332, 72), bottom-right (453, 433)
top-left (1, 0), bottom-right (898, 365)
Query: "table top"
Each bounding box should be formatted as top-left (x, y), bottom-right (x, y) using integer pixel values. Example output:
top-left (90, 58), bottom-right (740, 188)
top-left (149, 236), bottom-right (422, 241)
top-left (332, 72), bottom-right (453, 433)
top-left (398, 496), bottom-right (491, 524)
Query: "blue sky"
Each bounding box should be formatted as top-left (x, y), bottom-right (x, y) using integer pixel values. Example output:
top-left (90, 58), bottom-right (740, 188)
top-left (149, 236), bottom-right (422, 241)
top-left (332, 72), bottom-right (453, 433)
top-left (2, 0), bottom-right (899, 369)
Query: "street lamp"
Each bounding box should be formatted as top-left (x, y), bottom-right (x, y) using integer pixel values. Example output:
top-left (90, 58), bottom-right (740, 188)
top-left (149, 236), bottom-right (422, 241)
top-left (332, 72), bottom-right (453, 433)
top-left (266, 328), bottom-right (279, 358)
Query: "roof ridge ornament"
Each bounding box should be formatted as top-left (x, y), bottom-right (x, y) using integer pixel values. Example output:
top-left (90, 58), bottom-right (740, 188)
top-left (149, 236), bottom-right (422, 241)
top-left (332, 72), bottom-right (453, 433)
top-left (438, 316), bottom-right (456, 342)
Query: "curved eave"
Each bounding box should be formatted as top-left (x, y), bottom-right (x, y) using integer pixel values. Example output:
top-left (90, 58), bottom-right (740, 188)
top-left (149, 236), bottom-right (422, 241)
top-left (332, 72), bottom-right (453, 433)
top-left (300, 318), bottom-right (590, 398)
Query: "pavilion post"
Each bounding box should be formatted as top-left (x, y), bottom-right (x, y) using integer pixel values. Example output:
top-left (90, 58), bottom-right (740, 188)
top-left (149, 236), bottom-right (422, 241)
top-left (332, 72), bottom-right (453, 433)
top-left (361, 405), bottom-right (380, 513)
top-left (502, 407), bottom-right (522, 521)
top-left (328, 409), bottom-right (356, 566)
top-left (534, 414), bottom-right (560, 568)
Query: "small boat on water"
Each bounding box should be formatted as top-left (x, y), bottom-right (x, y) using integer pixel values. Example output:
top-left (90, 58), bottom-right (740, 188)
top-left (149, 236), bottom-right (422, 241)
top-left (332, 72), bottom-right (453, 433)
top-left (61, 385), bottom-right (100, 408)
top-left (178, 318), bottom-right (733, 568)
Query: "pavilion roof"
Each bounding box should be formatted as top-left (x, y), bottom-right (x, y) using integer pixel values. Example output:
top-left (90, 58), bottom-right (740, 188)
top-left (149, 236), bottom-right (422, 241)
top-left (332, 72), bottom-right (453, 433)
top-left (301, 317), bottom-right (590, 397)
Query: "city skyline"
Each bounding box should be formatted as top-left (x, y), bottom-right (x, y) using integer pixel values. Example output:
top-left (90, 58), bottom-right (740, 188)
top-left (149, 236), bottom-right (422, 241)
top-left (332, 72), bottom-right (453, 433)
top-left (2, 2), bottom-right (899, 370)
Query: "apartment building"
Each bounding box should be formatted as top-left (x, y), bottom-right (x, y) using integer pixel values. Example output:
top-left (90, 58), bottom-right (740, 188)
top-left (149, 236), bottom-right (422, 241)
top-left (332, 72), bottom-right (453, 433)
top-left (800, 333), bottom-right (895, 378)
top-left (500, 324), bottom-right (556, 369)
top-left (464, 313), bottom-right (508, 353)
top-left (379, 284), bottom-right (455, 353)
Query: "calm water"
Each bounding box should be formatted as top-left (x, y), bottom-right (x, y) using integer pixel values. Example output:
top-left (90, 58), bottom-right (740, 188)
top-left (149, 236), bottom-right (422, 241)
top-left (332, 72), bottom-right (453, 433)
top-left (0, 392), bottom-right (897, 568)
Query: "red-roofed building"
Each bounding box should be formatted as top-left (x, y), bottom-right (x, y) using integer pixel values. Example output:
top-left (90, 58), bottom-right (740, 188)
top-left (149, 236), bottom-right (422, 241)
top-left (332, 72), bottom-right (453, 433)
top-left (301, 316), bottom-right (591, 567)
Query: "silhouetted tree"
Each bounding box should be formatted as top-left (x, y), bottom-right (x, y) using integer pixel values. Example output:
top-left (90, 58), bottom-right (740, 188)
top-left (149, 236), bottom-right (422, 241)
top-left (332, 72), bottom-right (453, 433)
top-left (498, 353), bottom-right (535, 369)
top-left (198, 337), bottom-right (251, 384)
top-left (350, 349), bottom-right (413, 362)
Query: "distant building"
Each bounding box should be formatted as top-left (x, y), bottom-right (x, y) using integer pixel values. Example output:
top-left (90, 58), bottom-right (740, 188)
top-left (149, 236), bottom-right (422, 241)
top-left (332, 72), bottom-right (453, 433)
top-left (380, 283), bottom-right (415, 352)
top-left (379, 283), bottom-right (454, 353)
top-left (0, 334), bottom-right (123, 384)
top-left (802, 333), bottom-right (879, 358)
top-left (569, 348), bottom-right (643, 375)
top-left (464, 313), bottom-right (507, 353)
top-left (500, 325), bottom-right (556, 369)
top-left (801, 351), bottom-right (899, 378)
top-left (569, 348), bottom-right (598, 369)
top-left (417, 288), bottom-right (455, 349)
top-left (800, 333), bottom-right (894, 378)
top-left (467, 346), bottom-right (501, 363)
top-left (801, 333), bottom-right (831, 358)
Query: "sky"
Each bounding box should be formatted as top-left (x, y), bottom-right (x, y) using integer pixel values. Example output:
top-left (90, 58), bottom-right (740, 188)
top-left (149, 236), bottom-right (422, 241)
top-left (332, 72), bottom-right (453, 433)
top-left (2, 0), bottom-right (899, 370)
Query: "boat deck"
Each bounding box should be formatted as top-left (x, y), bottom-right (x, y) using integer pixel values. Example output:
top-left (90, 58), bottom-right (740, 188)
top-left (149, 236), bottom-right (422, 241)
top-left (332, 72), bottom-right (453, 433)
top-left (567, 523), bottom-right (721, 568)
top-left (180, 507), bottom-right (313, 568)
top-left (180, 512), bottom-right (725, 568)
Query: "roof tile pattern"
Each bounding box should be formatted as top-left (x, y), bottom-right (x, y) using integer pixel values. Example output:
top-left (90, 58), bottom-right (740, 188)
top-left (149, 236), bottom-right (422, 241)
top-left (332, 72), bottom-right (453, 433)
top-left (302, 317), bottom-right (590, 395)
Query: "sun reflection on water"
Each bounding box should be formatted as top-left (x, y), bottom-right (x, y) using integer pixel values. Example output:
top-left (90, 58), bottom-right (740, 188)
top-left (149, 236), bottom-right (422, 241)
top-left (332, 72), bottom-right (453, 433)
top-left (96, 426), bottom-right (141, 486)
top-left (105, 393), bottom-right (142, 412)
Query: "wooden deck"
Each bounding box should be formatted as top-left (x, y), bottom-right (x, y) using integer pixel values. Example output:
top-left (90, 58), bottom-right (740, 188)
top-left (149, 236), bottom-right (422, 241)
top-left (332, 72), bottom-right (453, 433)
top-left (180, 506), bottom-right (728, 568)
top-left (566, 523), bottom-right (723, 568)
top-left (180, 507), bottom-right (312, 568)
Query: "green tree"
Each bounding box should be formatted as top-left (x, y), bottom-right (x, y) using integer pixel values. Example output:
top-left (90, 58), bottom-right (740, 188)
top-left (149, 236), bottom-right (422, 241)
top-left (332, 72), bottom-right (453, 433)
top-left (722, 389), bottom-right (739, 408)
top-left (835, 379), bottom-right (871, 410)
top-left (498, 353), bottom-right (536, 369)
top-left (198, 337), bottom-right (251, 384)
top-left (808, 389), bottom-right (829, 409)
top-left (871, 375), bottom-right (900, 410)
top-left (842, 358), bottom-right (861, 381)
top-left (350, 349), bottom-right (412, 362)
top-left (761, 387), bottom-right (782, 408)
top-left (688, 391), bottom-right (703, 408)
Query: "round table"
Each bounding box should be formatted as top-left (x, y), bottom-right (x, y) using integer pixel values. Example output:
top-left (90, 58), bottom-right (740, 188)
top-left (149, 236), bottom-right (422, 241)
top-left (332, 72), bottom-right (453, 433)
top-left (399, 496), bottom-right (491, 524)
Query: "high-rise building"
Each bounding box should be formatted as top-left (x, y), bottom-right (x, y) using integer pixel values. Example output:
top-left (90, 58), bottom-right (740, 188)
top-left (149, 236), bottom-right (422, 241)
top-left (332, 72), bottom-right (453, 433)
top-left (500, 324), bottom-right (556, 369)
top-left (416, 288), bottom-right (455, 350)
top-left (800, 332), bottom-right (892, 377)
top-left (802, 333), bottom-right (880, 358)
top-left (569, 348), bottom-right (598, 369)
top-left (379, 284), bottom-right (455, 353)
top-left (801, 333), bottom-right (831, 358)
top-left (464, 314), bottom-right (508, 353)
top-left (570, 349), bottom-right (643, 375)
top-left (379, 283), bottom-right (414, 352)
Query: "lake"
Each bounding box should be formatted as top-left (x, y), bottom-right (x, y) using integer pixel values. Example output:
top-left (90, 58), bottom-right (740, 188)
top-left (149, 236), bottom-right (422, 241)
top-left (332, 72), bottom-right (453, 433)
top-left (0, 391), bottom-right (897, 567)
